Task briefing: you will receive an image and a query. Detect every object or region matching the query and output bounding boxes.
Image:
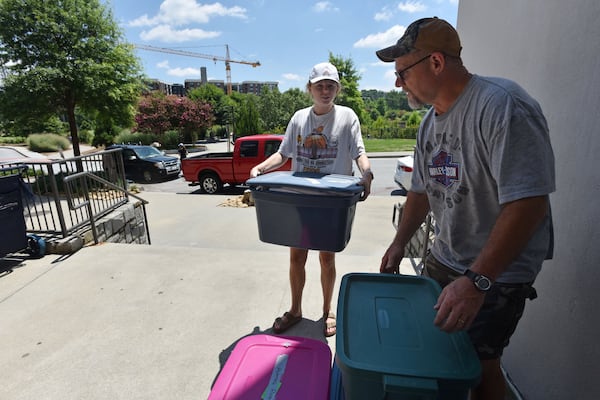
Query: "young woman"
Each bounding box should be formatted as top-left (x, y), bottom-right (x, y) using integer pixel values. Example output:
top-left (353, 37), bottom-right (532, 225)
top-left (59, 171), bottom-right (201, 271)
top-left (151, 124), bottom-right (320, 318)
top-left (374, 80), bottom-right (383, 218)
top-left (250, 62), bottom-right (373, 337)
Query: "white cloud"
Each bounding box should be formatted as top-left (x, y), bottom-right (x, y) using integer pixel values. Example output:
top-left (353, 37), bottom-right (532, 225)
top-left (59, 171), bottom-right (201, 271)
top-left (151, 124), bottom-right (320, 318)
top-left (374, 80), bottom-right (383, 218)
top-left (128, 0), bottom-right (247, 27)
top-left (397, 1), bottom-right (427, 13)
top-left (283, 73), bottom-right (302, 81)
top-left (167, 66), bottom-right (204, 78)
top-left (140, 25), bottom-right (221, 43)
top-left (374, 7), bottom-right (394, 22)
top-left (156, 60), bottom-right (203, 78)
top-left (312, 1), bottom-right (339, 13)
top-left (157, 60), bottom-right (171, 69)
top-left (353, 25), bottom-right (406, 49)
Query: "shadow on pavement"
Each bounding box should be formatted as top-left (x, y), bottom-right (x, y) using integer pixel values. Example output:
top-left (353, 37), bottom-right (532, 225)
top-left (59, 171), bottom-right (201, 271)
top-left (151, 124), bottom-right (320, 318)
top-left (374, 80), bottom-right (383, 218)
top-left (212, 318), bottom-right (328, 393)
top-left (181, 184), bottom-right (247, 196)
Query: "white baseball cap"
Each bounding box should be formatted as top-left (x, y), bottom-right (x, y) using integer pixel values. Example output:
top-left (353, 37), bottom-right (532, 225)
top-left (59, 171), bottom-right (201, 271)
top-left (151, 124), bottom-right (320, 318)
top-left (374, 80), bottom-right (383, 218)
top-left (309, 62), bottom-right (340, 84)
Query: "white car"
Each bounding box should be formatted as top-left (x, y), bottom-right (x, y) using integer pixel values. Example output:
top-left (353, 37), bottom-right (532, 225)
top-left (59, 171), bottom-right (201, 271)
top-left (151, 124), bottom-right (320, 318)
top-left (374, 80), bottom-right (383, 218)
top-left (0, 146), bottom-right (53, 165)
top-left (394, 155), bottom-right (414, 191)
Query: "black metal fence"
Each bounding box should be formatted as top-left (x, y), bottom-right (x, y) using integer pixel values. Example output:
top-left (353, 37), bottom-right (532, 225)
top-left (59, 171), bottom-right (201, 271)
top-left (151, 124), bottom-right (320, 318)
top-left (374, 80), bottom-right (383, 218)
top-left (392, 202), bottom-right (436, 275)
top-left (0, 148), bottom-right (140, 240)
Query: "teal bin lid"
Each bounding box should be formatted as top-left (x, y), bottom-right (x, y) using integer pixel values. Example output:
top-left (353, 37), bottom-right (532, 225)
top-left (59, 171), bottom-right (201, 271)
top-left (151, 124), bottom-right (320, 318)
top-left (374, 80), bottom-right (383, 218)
top-left (247, 171), bottom-right (363, 196)
top-left (336, 273), bottom-right (481, 385)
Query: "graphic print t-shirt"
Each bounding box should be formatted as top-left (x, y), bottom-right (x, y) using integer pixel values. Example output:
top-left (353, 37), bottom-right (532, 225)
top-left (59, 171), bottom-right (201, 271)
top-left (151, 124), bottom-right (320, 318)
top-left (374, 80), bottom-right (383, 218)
top-left (278, 105), bottom-right (365, 175)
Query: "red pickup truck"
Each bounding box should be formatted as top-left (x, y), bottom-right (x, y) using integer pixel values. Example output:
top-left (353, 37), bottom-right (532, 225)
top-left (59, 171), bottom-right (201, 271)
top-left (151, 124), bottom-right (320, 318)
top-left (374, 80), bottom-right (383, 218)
top-left (181, 134), bottom-right (292, 194)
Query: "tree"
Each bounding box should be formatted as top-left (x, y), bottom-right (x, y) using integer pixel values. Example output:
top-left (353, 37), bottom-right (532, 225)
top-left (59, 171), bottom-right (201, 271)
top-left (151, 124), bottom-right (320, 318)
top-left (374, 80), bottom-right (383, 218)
top-left (134, 92), bottom-right (214, 143)
top-left (329, 53), bottom-right (366, 122)
top-left (258, 86), bottom-right (286, 132)
top-left (0, 0), bottom-right (142, 156)
top-left (134, 92), bottom-right (170, 136)
top-left (188, 84), bottom-right (227, 126)
top-left (280, 88), bottom-right (311, 126)
top-left (384, 90), bottom-right (409, 111)
top-left (235, 96), bottom-right (261, 136)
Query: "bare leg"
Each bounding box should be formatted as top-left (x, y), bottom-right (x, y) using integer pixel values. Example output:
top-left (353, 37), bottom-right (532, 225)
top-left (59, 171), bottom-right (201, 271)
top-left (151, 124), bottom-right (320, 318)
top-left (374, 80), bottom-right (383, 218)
top-left (272, 248), bottom-right (308, 333)
top-left (288, 247), bottom-right (309, 317)
top-left (319, 251), bottom-right (336, 336)
top-left (469, 358), bottom-right (506, 400)
top-left (319, 251), bottom-right (336, 315)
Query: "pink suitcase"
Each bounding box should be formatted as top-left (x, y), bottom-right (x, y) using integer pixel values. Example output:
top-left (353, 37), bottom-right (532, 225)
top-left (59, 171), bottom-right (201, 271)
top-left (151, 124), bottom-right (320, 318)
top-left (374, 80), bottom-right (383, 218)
top-left (208, 334), bottom-right (332, 400)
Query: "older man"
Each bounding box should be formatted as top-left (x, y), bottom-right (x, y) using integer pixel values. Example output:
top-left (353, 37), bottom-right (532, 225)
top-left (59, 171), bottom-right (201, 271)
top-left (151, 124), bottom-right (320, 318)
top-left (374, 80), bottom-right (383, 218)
top-left (377, 17), bottom-right (555, 400)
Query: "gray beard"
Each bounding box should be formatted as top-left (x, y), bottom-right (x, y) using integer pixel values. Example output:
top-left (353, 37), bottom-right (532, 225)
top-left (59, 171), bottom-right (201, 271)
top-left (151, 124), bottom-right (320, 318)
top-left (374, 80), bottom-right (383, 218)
top-left (408, 94), bottom-right (425, 110)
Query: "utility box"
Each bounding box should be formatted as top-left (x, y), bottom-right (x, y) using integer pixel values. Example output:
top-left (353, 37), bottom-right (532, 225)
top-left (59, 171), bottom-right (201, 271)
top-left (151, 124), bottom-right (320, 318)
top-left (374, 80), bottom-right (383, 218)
top-left (247, 172), bottom-right (363, 252)
top-left (209, 334), bottom-right (332, 400)
top-left (335, 273), bottom-right (481, 400)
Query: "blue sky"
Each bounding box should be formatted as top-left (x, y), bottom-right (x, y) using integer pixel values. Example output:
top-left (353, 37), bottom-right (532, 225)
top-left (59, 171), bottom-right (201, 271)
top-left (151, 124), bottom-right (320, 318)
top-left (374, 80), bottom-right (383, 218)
top-left (107, 0), bottom-right (458, 92)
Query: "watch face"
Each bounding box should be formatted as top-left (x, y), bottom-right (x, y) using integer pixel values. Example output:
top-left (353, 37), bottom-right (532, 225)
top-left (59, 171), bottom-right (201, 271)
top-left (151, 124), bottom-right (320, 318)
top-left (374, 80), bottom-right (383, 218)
top-left (476, 276), bottom-right (492, 290)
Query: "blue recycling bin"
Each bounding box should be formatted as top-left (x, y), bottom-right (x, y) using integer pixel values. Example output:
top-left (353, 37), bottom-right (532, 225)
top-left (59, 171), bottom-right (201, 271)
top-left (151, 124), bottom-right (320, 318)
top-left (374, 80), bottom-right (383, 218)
top-left (0, 172), bottom-right (28, 257)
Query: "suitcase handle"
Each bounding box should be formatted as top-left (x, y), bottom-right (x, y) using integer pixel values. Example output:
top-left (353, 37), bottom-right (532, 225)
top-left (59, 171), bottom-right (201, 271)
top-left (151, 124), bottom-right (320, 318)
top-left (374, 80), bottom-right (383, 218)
top-left (383, 374), bottom-right (438, 397)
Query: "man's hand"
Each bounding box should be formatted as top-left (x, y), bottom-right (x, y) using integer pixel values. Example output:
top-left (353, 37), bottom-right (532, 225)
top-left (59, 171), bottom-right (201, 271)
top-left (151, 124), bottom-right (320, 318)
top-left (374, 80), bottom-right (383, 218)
top-left (380, 242), bottom-right (404, 274)
top-left (433, 277), bottom-right (485, 332)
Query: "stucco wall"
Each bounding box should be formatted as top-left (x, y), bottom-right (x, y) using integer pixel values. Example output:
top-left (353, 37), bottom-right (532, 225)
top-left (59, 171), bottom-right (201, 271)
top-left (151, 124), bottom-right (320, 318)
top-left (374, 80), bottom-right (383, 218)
top-left (457, 1), bottom-right (600, 399)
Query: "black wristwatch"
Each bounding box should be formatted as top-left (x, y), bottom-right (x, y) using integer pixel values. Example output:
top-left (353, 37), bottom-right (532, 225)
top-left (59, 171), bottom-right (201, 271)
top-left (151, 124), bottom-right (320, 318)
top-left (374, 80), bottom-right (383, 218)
top-left (463, 269), bottom-right (492, 292)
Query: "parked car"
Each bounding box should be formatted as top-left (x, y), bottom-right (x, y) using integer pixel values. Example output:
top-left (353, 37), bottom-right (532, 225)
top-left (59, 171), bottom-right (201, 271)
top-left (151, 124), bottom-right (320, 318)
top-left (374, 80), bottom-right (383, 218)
top-left (181, 134), bottom-right (291, 194)
top-left (0, 146), bottom-right (54, 165)
top-left (0, 145), bottom-right (67, 175)
top-left (394, 155), bottom-right (414, 191)
top-left (107, 144), bottom-right (180, 183)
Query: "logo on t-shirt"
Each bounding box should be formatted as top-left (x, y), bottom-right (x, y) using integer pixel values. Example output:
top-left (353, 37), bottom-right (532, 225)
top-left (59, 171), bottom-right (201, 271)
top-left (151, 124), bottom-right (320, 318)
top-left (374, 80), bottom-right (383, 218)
top-left (296, 126), bottom-right (338, 172)
top-left (428, 150), bottom-right (460, 187)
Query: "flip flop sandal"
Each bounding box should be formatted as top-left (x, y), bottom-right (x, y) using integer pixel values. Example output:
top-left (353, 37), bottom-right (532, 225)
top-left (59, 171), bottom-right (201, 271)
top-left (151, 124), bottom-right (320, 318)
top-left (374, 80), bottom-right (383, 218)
top-left (324, 312), bottom-right (336, 337)
top-left (272, 312), bottom-right (302, 334)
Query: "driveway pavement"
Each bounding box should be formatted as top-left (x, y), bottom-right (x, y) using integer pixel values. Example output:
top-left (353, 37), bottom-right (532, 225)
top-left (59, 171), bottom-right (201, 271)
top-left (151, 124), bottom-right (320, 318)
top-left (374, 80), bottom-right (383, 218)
top-left (0, 176), bottom-right (414, 399)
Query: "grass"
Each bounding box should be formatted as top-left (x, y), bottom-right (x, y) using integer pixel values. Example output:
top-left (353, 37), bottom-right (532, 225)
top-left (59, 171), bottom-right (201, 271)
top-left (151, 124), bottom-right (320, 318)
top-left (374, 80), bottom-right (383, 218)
top-left (364, 138), bottom-right (416, 153)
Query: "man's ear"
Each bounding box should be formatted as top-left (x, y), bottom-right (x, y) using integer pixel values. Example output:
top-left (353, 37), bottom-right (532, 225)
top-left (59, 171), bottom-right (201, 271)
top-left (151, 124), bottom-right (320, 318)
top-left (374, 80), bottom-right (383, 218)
top-left (429, 52), bottom-right (446, 74)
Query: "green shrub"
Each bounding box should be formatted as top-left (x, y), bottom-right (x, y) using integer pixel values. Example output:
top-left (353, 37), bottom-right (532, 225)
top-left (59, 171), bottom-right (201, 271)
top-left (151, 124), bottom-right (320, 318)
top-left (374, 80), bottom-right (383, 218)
top-left (78, 129), bottom-right (94, 144)
top-left (26, 133), bottom-right (71, 152)
top-left (398, 127), bottom-right (418, 139)
top-left (113, 131), bottom-right (154, 146)
top-left (112, 130), bottom-right (184, 150)
top-left (161, 130), bottom-right (182, 148)
top-left (0, 135), bottom-right (27, 144)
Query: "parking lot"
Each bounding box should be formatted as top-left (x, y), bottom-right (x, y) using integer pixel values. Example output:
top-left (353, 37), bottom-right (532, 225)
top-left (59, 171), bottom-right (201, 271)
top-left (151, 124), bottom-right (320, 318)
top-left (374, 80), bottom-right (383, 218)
top-left (137, 156), bottom-right (406, 197)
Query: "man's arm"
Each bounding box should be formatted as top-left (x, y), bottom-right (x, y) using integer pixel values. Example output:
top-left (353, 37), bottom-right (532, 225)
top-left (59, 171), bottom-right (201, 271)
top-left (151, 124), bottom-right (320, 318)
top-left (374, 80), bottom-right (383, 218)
top-left (469, 195), bottom-right (549, 280)
top-left (433, 195), bottom-right (550, 332)
top-left (380, 191), bottom-right (430, 273)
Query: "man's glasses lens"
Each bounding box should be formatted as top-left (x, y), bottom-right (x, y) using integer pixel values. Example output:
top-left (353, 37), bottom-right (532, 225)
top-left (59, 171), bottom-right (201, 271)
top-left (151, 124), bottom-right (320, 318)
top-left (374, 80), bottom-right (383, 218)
top-left (395, 54), bottom-right (431, 81)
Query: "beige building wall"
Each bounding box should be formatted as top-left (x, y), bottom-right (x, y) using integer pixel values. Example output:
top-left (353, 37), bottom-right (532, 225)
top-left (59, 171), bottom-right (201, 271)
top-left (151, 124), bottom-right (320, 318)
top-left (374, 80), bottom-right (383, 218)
top-left (457, 1), bottom-right (600, 399)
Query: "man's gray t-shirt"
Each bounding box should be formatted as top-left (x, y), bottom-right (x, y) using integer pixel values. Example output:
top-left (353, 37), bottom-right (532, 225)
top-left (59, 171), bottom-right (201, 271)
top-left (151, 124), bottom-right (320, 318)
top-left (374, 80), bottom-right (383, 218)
top-left (411, 75), bottom-right (555, 283)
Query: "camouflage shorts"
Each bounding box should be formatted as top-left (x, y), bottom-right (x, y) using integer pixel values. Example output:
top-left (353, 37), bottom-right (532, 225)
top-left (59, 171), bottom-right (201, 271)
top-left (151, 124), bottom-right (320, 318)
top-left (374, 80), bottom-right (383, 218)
top-left (423, 255), bottom-right (537, 360)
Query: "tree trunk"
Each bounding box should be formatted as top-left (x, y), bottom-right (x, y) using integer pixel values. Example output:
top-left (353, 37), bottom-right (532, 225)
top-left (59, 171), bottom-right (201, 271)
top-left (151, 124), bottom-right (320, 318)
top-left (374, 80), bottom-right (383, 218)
top-left (66, 102), bottom-right (81, 157)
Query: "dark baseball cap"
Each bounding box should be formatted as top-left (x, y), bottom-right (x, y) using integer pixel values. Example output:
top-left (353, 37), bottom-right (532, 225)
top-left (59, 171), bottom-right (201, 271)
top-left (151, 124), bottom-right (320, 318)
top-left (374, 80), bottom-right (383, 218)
top-left (376, 17), bottom-right (462, 62)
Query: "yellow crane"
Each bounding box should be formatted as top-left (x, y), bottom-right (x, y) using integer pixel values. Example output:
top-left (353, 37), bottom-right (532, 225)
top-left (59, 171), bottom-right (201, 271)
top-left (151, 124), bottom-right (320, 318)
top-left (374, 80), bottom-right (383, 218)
top-left (134, 44), bottom-right (261, 95)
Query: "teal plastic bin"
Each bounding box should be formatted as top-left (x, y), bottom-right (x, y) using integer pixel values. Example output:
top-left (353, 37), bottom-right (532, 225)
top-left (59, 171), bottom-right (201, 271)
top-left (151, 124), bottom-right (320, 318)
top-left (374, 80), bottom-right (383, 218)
top-left (247, 172), bottom-right (363, 252)
top-left (335, 273), bottom-right (481, 400)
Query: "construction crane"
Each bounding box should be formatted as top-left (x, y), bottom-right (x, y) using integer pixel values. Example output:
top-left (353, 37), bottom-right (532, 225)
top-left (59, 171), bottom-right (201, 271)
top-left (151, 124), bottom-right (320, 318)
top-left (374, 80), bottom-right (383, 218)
top-left (134, 44), bottom-right (260, 95)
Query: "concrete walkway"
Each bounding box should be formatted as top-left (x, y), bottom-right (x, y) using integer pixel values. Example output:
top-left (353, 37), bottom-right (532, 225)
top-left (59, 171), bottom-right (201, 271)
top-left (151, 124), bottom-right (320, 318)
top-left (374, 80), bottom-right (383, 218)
top-left (0, 186), bottom-right (414, 399)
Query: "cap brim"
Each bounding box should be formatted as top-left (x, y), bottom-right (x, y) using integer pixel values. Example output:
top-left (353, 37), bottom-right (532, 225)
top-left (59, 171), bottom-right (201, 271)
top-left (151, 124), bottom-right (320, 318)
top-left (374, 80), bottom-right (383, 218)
top-left (310, 76), bottom-right (339, 84)
top-left (376, 44), bottom-right (412, 62)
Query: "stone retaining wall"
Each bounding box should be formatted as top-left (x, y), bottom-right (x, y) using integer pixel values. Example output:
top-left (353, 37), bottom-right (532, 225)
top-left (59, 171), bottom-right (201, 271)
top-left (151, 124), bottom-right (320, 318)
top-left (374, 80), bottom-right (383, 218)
top-left (47, 200), bottom-right (149, 254)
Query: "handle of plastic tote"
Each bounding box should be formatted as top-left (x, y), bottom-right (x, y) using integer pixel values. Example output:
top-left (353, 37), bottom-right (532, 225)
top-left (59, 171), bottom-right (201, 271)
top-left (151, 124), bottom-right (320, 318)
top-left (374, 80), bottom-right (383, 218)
top-left (383, 374), bottom-right (438, 397)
